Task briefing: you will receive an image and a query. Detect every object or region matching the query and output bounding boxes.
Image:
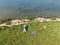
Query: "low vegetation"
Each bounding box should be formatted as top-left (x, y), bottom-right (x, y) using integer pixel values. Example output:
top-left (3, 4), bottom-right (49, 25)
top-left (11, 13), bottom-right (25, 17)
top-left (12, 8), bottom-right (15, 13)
top-left (0, 18), bottom-right (14, 24)
top-left (0, 21), bottom-right (60, 45)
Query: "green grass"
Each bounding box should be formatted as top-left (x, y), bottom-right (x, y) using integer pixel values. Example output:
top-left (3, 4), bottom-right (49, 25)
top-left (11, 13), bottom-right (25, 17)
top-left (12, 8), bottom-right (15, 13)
top-left (0, 21), bottom-right (60, 45)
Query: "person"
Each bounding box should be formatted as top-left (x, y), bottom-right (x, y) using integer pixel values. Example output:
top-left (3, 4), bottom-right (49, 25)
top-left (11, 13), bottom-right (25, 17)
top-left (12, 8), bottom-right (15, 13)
top-left (23, 24), bottom-right (28, 32)
top-left (25, 25), bottom-right (28, 31)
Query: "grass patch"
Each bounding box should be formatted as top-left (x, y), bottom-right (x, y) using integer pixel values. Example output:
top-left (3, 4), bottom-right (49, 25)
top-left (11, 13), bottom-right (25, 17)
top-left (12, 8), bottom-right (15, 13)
top-left (0, 21), bottom-right (60, 45)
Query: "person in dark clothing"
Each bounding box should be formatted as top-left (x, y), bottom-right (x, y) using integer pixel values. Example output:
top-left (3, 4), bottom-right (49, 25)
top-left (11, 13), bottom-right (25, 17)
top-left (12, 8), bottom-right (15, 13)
top-left (25, 25), bottom-right (28, 31)
top-left (23, 24), bottom-right (28, 32)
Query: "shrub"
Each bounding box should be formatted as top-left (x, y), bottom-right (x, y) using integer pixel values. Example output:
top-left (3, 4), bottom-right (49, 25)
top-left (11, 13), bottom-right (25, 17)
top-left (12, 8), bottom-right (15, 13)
top-left (50, 17), bottom-right (56, 20)
top-left (0, 17), bottom-right (14, 24)
top-left (6, 21), bottom-right (11, 25)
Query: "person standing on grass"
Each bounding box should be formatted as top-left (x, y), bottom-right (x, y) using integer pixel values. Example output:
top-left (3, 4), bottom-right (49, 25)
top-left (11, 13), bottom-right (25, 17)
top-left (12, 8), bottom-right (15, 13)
top-left (23, 24), bottom-right (28, 32)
